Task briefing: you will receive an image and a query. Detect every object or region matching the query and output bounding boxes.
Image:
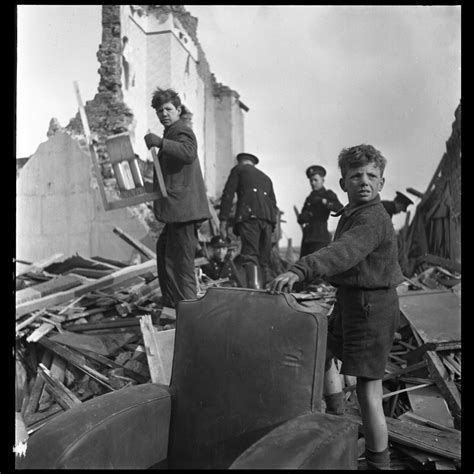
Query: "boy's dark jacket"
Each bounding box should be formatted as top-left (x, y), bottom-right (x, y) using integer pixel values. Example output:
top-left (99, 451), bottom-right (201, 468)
top-left (153, 119), bottom-right (211, 223)
top-left (290, 196), bottom-right (404, 289)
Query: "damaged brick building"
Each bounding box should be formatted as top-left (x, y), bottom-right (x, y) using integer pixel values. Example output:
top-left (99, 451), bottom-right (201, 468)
top-left (17, 5), bottom-right (249, 263)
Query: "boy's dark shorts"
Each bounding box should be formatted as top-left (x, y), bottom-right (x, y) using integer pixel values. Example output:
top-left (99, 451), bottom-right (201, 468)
top-left (325, 286), bottom-right (400, 380)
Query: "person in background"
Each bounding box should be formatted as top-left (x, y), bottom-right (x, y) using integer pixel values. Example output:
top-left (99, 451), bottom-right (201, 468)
top-left (298, 165), bottom-right (344, 258)
top-left (144, 88), bottom-right (210, 308)
top-left (219, 152), bottom-right (277, 289)
top-left (269, 144), bottom-right (404, 470)
top-left (201, 235), bottom-right (242, 287)
top-left (381, 191), bottom-right (414, 220)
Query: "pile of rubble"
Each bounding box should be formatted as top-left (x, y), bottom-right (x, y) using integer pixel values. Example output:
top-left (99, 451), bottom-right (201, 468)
top-left (15, 231), bottom-right (461, 470)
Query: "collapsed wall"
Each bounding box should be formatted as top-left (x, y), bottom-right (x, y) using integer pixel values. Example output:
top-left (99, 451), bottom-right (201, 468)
top-left (17, 5), bottom-right (251, 264)
top-left (402, 102), bottom-right (461, 275)
top-left (16, 131), bottom-right (151, 263)
top-left (66, 5), bottom-right (248, 199)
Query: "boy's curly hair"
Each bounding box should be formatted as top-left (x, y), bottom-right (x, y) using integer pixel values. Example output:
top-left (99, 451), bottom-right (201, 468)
top-left (338, 144), bottom-right (387, 178)
top-left (151, 88), bottom-right (182, 111)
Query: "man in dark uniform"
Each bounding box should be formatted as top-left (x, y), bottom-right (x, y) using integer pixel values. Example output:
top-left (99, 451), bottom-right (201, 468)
top-left (219, 152), bottom-right (277, 289)
top-left (144, 88), bottom-right (211, 308)
top-left (201, 236), bottom-right (241, 287)
top-left (381, 191), bottom-right (414, 219)
top-left (298, 165), bottom-right (344, 257)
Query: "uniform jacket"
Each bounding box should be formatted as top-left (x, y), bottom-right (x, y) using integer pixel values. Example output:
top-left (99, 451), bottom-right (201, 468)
top-left (290, 195), bottom-right (404, 289)
top-left (201, 258), bottom-right (240, 287)
top-left (153, 120), bottom-right (211, 223)
top-left (298, 187), bottom-right (343, 243)
top-left (381, 200), bottom-right (396, 218)
top-left (219, 164), bottom-right (277, 230)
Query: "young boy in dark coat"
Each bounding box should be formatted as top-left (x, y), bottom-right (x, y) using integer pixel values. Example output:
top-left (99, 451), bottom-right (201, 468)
top-left (144, 88), bottom-right (210, 308)
top-left (269, 144), bottom-right (404, 469)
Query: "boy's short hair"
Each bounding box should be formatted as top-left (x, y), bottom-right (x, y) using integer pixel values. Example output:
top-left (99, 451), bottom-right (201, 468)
top-left (338, 144), bottom-right (387, 178)
top-left (151, 88), bottom-right (182, 111)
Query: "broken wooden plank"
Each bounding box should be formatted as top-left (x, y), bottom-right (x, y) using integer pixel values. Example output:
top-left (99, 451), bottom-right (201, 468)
top-left (345, 413), bottom-right (461, 461)
top-left (160, 306), bottom-right (176, 321)
top-left (24, 351), bottom-right (52, 421)
top-left (38, 363), bottom-right (81, 410)
top-left (16, 309), bottom-right (46, 333)
top-left (395, 444), bottom-right (454, 469)
top-left (16, 253), bottom-right (64, 278)
top-left (398, 291), bottom-right (461, 345)
top-left (16, 259), bottom-right (157, 318)
top-left (64, 318), bottom-right (142, 332)
top-left (382, 382), bottom-right (433, 399)
top-left (398, 412), bottom-right (459, 434)
top-left (50, 331), bottom-right (137, 356)
top-left (424, 350), bottom-right (461, 428)
top-left (38, 354), bottom-right (67, 409)
top-left (26, 322), bottom-right (55, 343)
top-left (113, 226), bottom-right (156, 260)
top-left (139, 315), bottom-right (175, 385)
top-left (440, 353), bottom-right (461, 377)
top-left (38, 337), bottom-right (115, 391)
top-left (71, 346), bottom-right (149, 384)
top-left (16, 274), bottom-right (85, 305)
top-left (140, 315), bottom-right (165, 384)
top-left (405, 383), bottom-right (455, 428)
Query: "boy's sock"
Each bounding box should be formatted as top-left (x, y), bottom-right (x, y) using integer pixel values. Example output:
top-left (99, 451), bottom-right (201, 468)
top-left (324, 392), bottom-right (345, 415)
top-left (365, 447), bottom-right (391, 470)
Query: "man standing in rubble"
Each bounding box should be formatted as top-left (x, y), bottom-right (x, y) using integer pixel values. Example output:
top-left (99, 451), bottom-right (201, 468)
top-left (219, 153), bottom-right (277, 289)
top-left (144, 88), bottom-right (210, 308)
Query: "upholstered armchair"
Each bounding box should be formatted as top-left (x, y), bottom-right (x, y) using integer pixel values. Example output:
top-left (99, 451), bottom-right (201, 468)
top-left (18, 287), bottom-right (358, 469)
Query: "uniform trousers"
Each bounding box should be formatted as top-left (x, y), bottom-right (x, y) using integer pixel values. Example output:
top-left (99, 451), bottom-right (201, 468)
top-left (156, 221), bottom-right (199, 308)
top-left (237, 219), bottom-right (273, 276)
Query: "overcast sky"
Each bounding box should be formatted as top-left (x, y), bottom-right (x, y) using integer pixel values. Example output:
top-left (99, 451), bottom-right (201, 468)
top-left (16, 5), bottom-right (461, 245)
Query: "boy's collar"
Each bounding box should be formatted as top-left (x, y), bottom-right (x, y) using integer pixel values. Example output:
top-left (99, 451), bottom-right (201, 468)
top-left (332, 195), bottom-right (381, 217)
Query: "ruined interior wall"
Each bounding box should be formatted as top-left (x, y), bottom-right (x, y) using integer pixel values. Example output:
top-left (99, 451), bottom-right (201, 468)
top-left (64, 4), bottom-right (247, 219)
top-left (231, 97), bottom-right (245, 159)
top-left (16, 132), bottom-right (150, 263)
top-left (214, 94), bottom-right (234, 196)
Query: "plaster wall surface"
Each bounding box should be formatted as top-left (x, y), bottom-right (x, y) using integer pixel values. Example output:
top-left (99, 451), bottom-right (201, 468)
top-left (203, 85), bottom-right (217, 198)
top-left (16, 132), bottom-right (150, 263)
top-left (120, 7), bottom-right (148, 161)
top-left (116, 6), bottom-right (239, 200)
top-left (215, 95), bottom-right (234, 196)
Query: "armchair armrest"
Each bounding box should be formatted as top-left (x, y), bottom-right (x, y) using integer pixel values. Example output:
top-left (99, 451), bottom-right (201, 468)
top-left (229, 412), bottom-right (359, 470)
top-left (17, 383), bottom-right (172, 469)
